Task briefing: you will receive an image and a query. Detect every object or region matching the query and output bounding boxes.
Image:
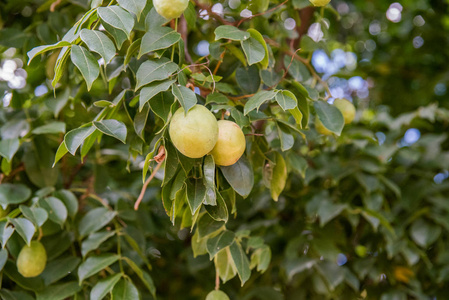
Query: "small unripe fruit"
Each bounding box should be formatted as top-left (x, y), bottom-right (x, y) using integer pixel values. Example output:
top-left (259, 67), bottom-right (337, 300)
top-left (206, 290), bottom-right (230, 300)
top-left (334, 98), bottom-right (356, 124)
top-left (309, 0), bottom-right (331, 7)
top-left (169, 105), bottom-right (219, 158)
top-left (210, 120), bottom-right (246, 166)
top-left (315, 117), bottom-right (333, 135)
top-left (153, 0), bottom-right (189, 20)
top-left (17, 241), bottom-right (47, 278)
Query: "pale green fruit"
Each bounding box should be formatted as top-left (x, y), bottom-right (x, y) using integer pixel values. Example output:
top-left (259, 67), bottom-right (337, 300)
top-left (334, 98), bottom-right (356, 124)
top-left (169, 105), bottom-right (219, 158)
top-left (210, 120), bottom-right (246, 166)
top-left (153, 0), bottom-right (189, 20)
top-left (309, 0), bottom-right (331, 7)
top-left (315, 117), bottom-right (333, 135)
top-left (206, 290), bottom-right (230, 300)
top-left (17, 241), bottom-right (47, 278)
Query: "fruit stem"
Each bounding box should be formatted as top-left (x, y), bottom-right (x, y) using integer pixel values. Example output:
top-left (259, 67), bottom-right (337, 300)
top-left (171, 18), bottom-right (179, 62)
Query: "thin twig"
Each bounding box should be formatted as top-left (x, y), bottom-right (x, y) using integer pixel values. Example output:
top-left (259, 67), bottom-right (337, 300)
top-left (215, 269), bottom-right (220, 290)
top-left (134, 161), bottom-right (164, 211)
top-left (236, 0), bottom-right (290, 27)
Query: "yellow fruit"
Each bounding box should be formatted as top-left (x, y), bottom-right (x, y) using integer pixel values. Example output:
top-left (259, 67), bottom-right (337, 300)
top-left (169, 105), bottom-right (218, 158)
top-left (394, 266), bottom-right (414, 283)
top-left (210, 120), bottom-right (246, 166)
top-left (153, 0), bottom-right (189, 20)
top-left (17, 241), bottom-right (47, 278)
top-left (315, 117), bottom-right (333, 135)
top-left (309, 0), bottom-right (331, 6)
top-left (334, 98), bottom-right (356, 124)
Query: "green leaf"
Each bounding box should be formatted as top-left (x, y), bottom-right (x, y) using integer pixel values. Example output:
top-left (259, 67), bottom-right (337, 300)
top-left (97, 6), bottom-right (134, 37)
top-left (80, 29), bottom-right (116, 64)
top-left (0, 222), bottom-right (14, 248)
top-left (206, 290), bottom-right (230, 300)
top-left (317, 199), bottom-right (347, 227)
top-left (64, 126), bottom-right (96, 156)
top-left (271, 152), bottom-right (287, 201)
top-left (27, 41), bottom-right (72, 64)
top-left (0, 184), bottom-right (31, 206)
top-left (121, 257), bottom-right (156, 295)
top-left (111, 279), bottom-right (140, 300)
top-left (203, 155), bottom-right (216, 206)
top-left (53, 141), bottom-right (69, 167)
top-left (410, 219), bottom-right (441, 248)
top-left (78, 254), bottom-right (120, 284)
top-left (19, 206), bottom-right (48, 227)
top-left (41, 256), bottom-right (81, 286)
top-left (171, 84), bottom-right (197, 114)
top-left (81, 230), bottom-right (116, 257)
top-left (205, 190), bottom-right (228, 222)
top-left (93, 119), bottom-right (127, 143)
top-left (186, 178), bottom-right (206, 215)
top-left (78, 207), bottom-right (117, 237)
top-left (241, 37), bottom-right (265, 65)
top-left (140, 79), bottom-right (176, 111)
top-left (3, 260), bottom-right (44, 291)
top-left (251, 245), bottom-right (271, 273)
top-left (275, 90), bottom-right (297, 110)
top-left (380, 291), bottom-right (407, 300)
top-left (40, 196), bottom-right (68, 226)
top-left (23, 138), bottom-right (59, 188)
top-left (231, 108), bottom-right (250, 128)
top-left (314, 101), bottom-right (345, 135)
top-left (139, 27), bottom-right (181, 57)
top-left (32, 122), bottom-right (66, 135)
top-left (102, 22), bottom-right (128, 49)
top-left (135, 58), bottom-right (178, 90)
top-left (236, 66), bottom-right (260, 94)
top-left (197, 213), bottom-right (225, 238)
top-left (289, 107), bottom-right (303, 127)
top-left (215, 25), bottom-right (249, 41)
top-left (9, 218), bottom-right (35, 246)
top-left (134, 104), bottom-right (150, 140)
top-left (117, 0), bottom-right (146, 20)
top-left (220, 155), bottom-right (254, 198)
top-left (206, 92), bottom-right (229, 105)
top-left (35, 282), bottom-right (81, 300)
top-left (0, 248), bottom-right (8, 272)
top-left (247, 28), bottom-right (269, 69)
top-left (206, 230), bottom-right (235, 259)
top-left (124, 38), bottom-right (141, 65)
top-left (229, 241), bottom-right (251, 286)
top-left (53, 190), bottom-right (79, 218)
top-left (244, 90), bottom-right (278, 115)
top-left (0, 139), bottom-right (19, 162)
top-left (215, 248), bottom-right (237, 283)
top-left (70, 45), bottom-right (100, 91)
top-left (90, 273), bottom-right (122, 300)
top-left (276, 122), bottom-right (294, 152)
top-left (145, 8), bottom-right (168, 31)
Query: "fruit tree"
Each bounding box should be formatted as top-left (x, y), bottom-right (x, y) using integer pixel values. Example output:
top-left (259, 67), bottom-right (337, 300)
top-left (0, 0), bottom-right (448, 299)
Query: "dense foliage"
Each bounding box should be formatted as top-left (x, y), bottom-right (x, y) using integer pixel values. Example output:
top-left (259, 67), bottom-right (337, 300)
top-left (0, 0), bottom-right (448, 299)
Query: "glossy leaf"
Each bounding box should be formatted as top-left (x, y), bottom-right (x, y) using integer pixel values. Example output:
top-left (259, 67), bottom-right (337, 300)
top-left (0, 184), bottom-right (31, 206)
top-left (78, 207), bottom-right (117, 237)
top-left (244, 90), bottom-right (278, 115)
top-left (78, 254), bottom-right (120, 283)
top-left (9, 218), bottom-right (35, 246)
top-left (215, 26), bottom-right (249, 41)
top-left (80, 29), bottom-right (116, 64)
top-left (139, 27), bottom-right (181, 57)
top-left (135, 58), bottom-right (178, 90)
top-left (206, 230), bottom-right (235, 259)
top-left (229, 241), bottom-right (251, 286)
top-left (93, 119), bottom-right (127, 143)
top-left (314, 101), bottom-right (345, 136)
top-left (220, 156), bottom-right (254, 198)
top-left (97, 6), bottom-right (134, 37)
top-left (90, 273), bottom-right (122, 300)
top-left (0, 139), bottom-right (19, 162)
top-left (70, 45), bottom-right (100, 91)
top-left (171, 84), bottom-right (197, 114)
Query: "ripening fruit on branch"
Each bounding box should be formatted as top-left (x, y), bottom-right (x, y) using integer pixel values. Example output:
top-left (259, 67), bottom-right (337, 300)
top-left (210, 120), bottom-right (246, 166)
top-left (153, 0), bottom-right (189, 20)
top-left (17, 241), bottom-right (47, 278)
top-left (309, 0), bottom-right (331, 7)
top-left (315, 117), bottom-right (333, 135)
top-left (334, 98), bottom-right (356, 124)
top-left (169, 105), bottom-right (219, 158)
